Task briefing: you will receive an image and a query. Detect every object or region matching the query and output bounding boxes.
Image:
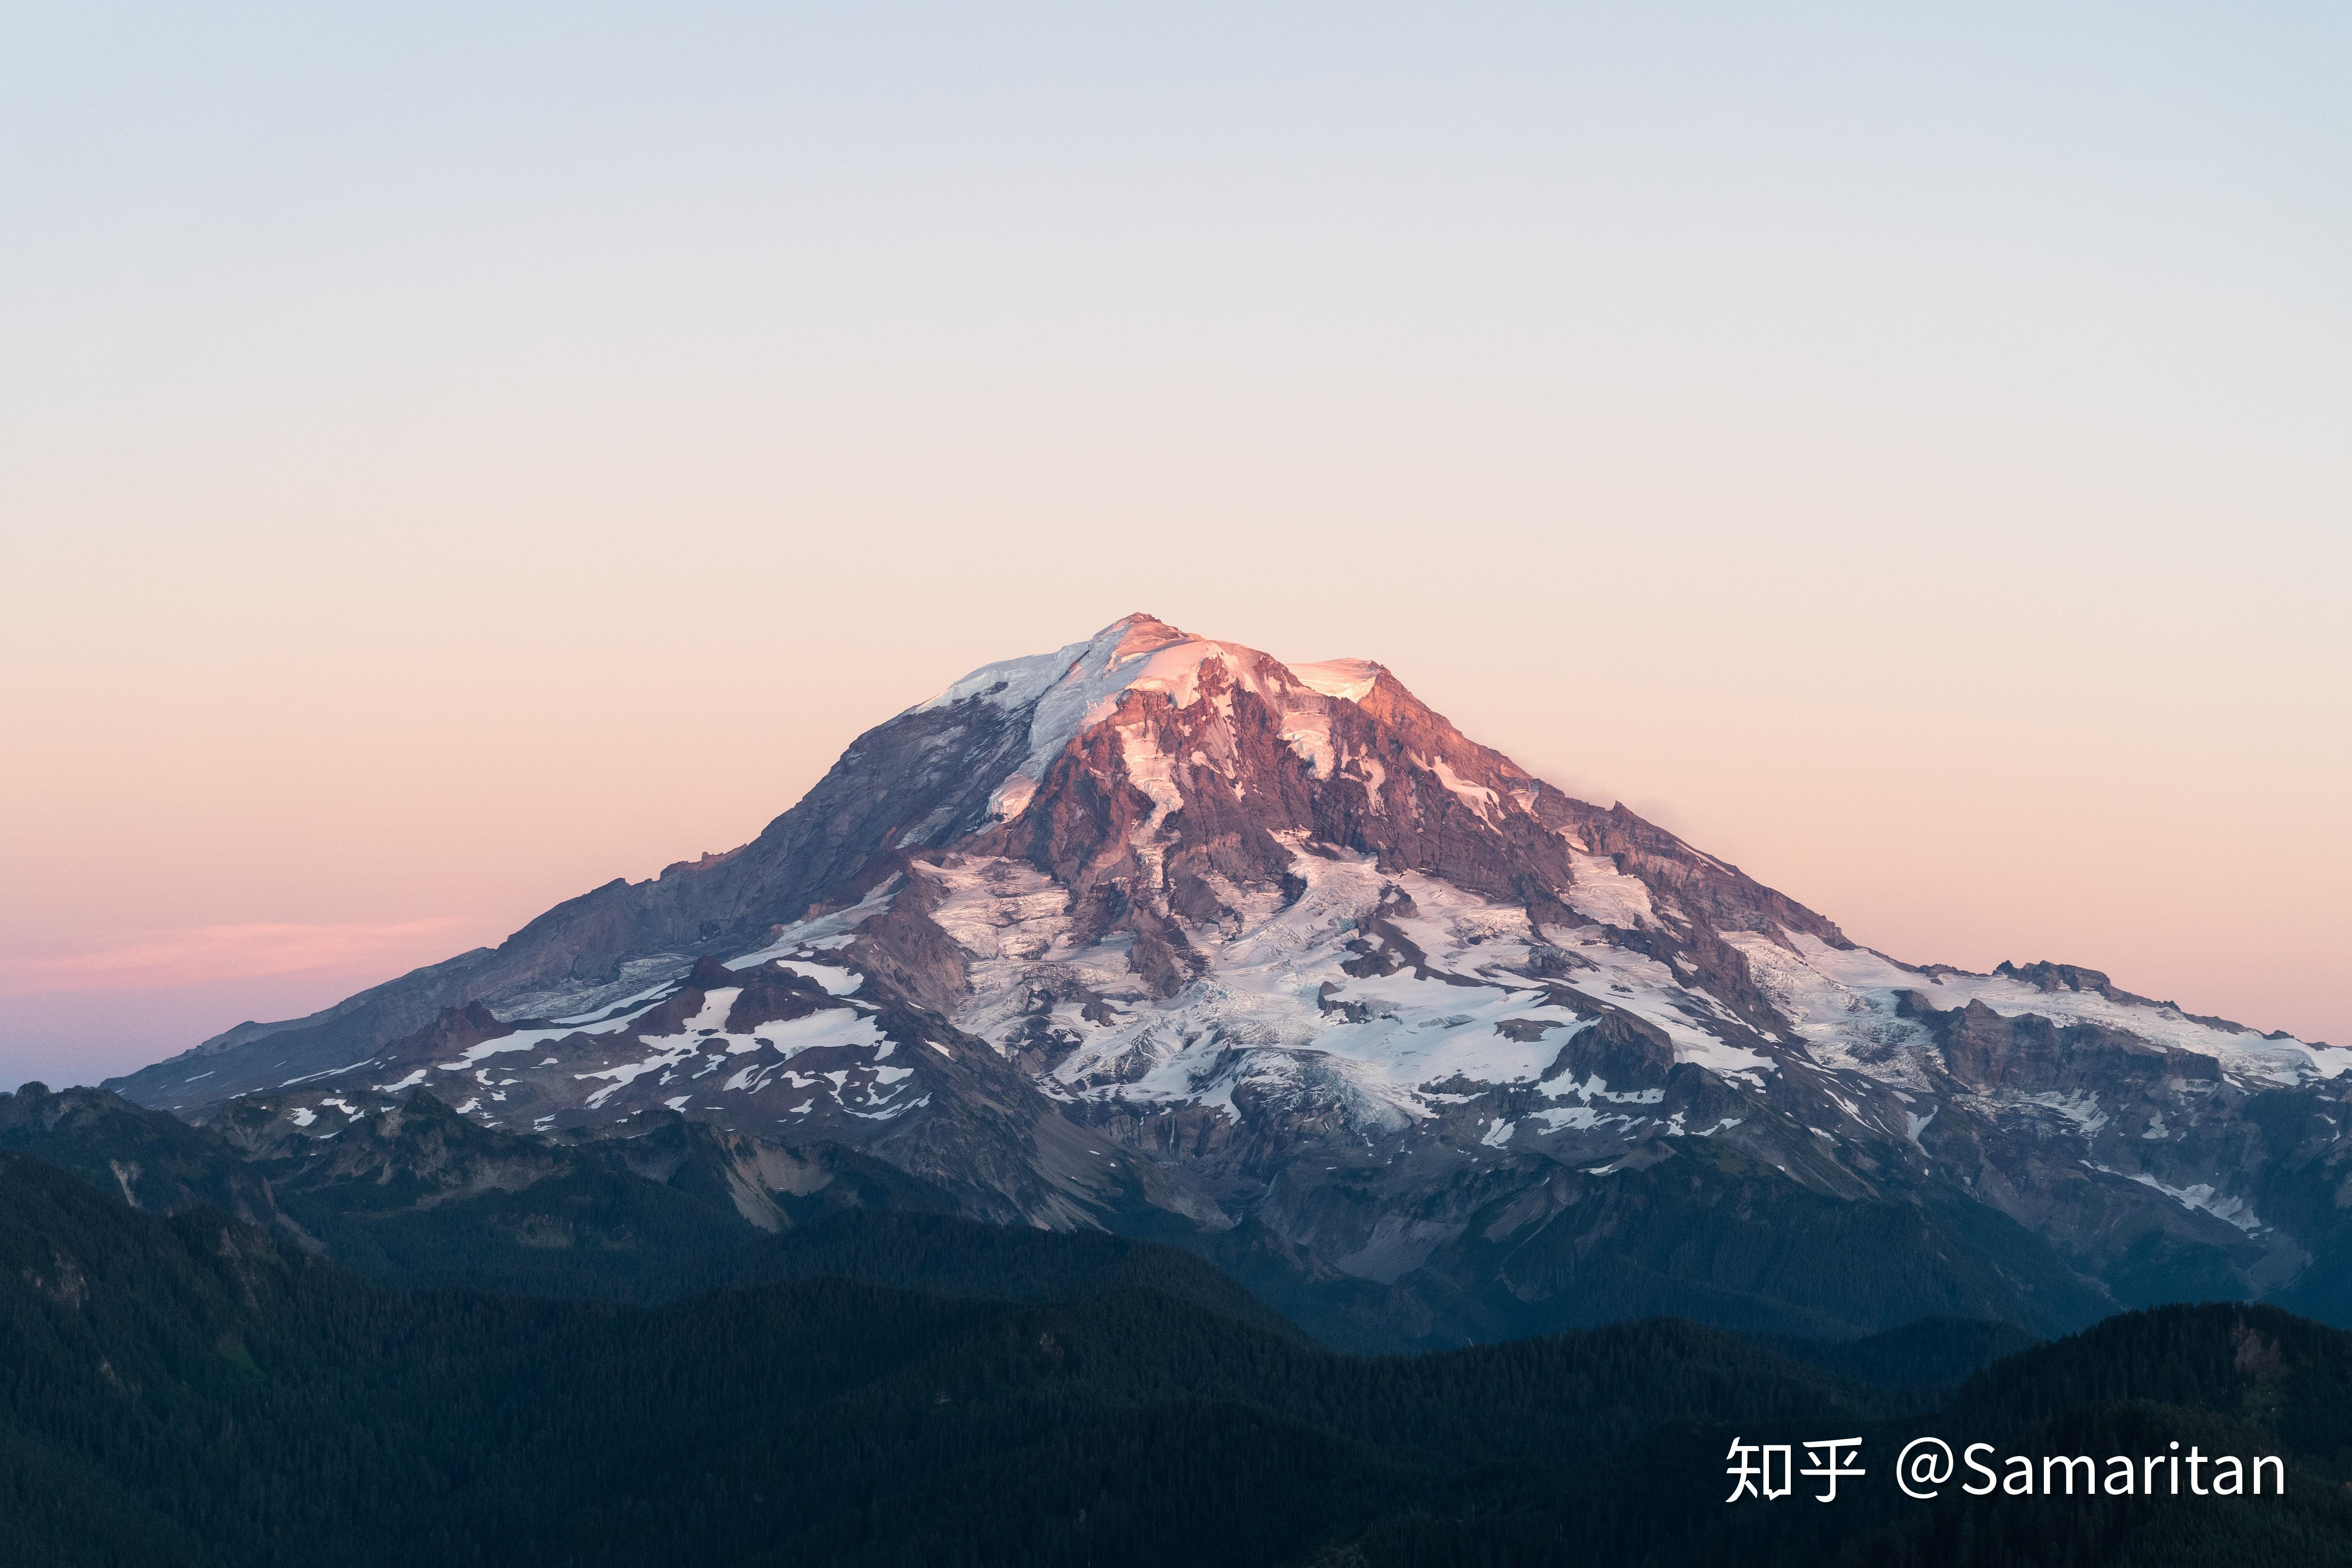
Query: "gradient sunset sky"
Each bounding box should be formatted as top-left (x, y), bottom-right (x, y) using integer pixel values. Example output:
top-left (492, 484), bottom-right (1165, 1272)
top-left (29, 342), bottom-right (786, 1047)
top-left (5, 4), bottom-right (2347, 1089)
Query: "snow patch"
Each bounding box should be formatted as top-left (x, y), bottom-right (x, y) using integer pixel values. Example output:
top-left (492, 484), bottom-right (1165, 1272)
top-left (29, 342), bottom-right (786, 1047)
top-left (1289, 658), bottom-right (1381, 702)
top-left (1427, 756), bottom-right (1501, 824)
top-left (1782, 932), bottom-right (2348, 1086)
top-left (726, 881), bottom-right (898, 970)
top-left (1562, 849), bottom-right (1657, 930)
top-left (435, 991), bottom-right (676, 1073)
top-left (929, 839), bottom-right (1769, 1135)
top-left (2091, 1163), bottom-right (2265, 1233)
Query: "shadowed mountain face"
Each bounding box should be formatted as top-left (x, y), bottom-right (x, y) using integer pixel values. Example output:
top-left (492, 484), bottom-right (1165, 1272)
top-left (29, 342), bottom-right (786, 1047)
top-left (0, 1080), bottom-right (956, 1299)
top-left (104, 615), bottom-right (2352, 1345)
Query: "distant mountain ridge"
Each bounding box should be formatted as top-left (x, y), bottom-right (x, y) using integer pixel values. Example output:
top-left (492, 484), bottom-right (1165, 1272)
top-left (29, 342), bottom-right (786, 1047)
top-left (5, 1146), bottom-right (2351, 1567)
top-left (105, 614), bottom-right (2352, 1343)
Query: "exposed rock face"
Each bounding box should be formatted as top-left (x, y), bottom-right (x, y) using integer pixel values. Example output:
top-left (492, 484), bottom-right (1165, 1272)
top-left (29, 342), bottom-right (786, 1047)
top-left (106, 614), bottom-right (2352, 1343)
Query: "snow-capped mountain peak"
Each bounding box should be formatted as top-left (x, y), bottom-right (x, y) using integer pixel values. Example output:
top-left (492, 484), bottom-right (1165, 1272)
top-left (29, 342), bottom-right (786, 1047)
top-left (109, 615), bottom-right (2352, 1340)
top-left (914, 613), bottom-right (1384, 821)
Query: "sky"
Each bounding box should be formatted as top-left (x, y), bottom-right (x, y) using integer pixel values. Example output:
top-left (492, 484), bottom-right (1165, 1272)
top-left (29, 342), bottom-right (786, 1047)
top-left (3, 3), bottom-right (2347, 1089)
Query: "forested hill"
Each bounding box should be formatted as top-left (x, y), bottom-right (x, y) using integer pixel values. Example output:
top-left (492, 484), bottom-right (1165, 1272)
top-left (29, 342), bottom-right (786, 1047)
top-left (3, 1153), bottom-right (2350, 1567)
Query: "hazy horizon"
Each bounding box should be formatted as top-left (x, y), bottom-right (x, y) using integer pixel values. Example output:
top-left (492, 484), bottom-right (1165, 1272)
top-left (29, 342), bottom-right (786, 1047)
top-left (6, 4), bottom-right (2347, 1088)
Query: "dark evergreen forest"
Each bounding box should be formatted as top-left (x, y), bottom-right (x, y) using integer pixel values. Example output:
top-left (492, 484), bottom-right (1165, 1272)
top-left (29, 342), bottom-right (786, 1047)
top-left (3, 1153), bottom-right (2349, 1567)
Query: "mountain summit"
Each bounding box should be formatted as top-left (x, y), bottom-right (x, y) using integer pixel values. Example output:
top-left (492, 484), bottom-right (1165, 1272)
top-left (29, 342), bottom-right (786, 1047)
top-left (108, 616), bottom-right (2352, 1342)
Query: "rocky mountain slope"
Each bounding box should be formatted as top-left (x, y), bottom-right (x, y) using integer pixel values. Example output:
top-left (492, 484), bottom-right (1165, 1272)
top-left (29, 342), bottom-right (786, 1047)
top-left (0, 1078), bottom-right (969, 1300)
top-left (107, 614), bottom-right (2352, 1342)
top-left (6, 1146), bottom-right (2351, 1568)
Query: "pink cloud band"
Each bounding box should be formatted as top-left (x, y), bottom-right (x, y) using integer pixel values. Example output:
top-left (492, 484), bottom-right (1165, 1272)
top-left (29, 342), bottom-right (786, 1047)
top-left (0, 918), bottom-right (475, 996)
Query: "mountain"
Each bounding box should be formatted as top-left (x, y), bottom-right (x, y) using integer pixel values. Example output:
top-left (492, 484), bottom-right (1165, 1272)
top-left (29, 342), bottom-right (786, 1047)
top-left (4, 1149), bottom-right (2349, 1568)
top-left (105, 614), bottom-right (2352, 1345)
top-left (1, 1078), bottom-right (919, 1291)
top-left (0, 1078), bottom-right (1299, 1336)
